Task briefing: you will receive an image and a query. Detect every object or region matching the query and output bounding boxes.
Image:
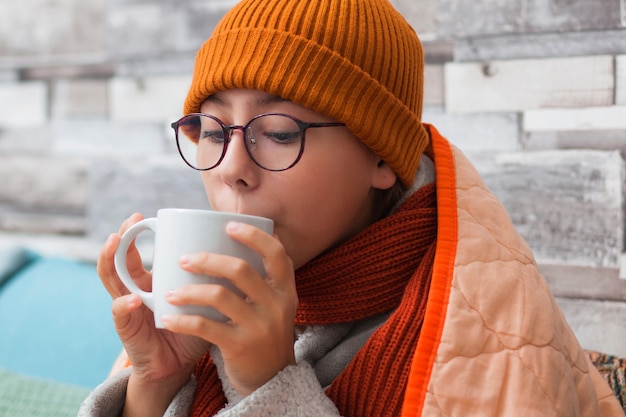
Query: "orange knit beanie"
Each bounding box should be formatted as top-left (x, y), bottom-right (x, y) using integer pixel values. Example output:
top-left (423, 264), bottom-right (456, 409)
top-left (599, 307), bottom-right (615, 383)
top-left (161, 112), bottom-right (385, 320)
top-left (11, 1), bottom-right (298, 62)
top-left (183, 0), bottom-right (429, 186)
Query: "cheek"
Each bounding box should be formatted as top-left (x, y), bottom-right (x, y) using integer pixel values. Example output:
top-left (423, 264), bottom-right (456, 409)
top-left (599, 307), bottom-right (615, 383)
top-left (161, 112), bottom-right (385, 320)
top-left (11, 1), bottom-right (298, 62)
top-left (200, 172), bottom-right (219, 206)
top-left (277, 164), bottom-right (375, 267)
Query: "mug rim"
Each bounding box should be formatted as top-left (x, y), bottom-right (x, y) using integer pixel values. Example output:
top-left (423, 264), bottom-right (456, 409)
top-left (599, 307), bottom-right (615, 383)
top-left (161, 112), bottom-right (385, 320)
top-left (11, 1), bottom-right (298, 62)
top-left (156, 208), bottom-right (273, 225)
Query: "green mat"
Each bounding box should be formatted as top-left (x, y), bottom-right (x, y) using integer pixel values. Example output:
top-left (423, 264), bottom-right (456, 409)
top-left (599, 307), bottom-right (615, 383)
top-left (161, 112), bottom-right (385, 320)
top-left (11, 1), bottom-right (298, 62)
top-left (0, 369), bottom-right (90, 417)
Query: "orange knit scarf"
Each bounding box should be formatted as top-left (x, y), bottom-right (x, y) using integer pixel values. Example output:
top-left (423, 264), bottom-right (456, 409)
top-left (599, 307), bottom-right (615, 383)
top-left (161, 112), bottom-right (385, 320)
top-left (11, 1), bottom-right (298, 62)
top-left (190, 183), bottom-right (438, 416)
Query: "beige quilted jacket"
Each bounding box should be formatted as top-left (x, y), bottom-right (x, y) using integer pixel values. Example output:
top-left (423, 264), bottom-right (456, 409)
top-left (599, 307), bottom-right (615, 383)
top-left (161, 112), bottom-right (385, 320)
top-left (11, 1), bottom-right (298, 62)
top-left (400, 125), bottom-right (624, 416)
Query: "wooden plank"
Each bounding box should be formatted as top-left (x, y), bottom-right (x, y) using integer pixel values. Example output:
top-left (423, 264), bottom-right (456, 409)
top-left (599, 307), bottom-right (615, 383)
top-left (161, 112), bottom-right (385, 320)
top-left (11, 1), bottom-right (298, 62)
top-left (0, 82), bottom-right (47, 127)
top-left (0, 156), bottom-right (89, 235)
top-left (0, 233), bottom-right (101, 263)
top-left (471, 149), bottom-right (624, 269)
top-left (523, 130), bottom-right (626, 152)
top-left (20, 63), bottom-right (115, 81)
top-left (50, 120), bottom-right (166, 156)
top-left (87, 156), bottom-right (208, 242)
top-left (445, 55), bottom-right (614, 113)
top-left (0, 0), bottom-right (105, 57)
top-left (52, 79), bottom-right (108, 118)
top-left (391, 0), bottom-right (438, 36)
top-left (541, 264), bottom-right (626, 301)
top-left (0, 156), bottom-right (89, 210)
top-left (455, 30), bottom-right (626, 62)
top-left (523, 106), bottom-right (626, 132)
top-left (555, 297), bottom-right (626, 357)
top-left (617, 55), bottom-right (626, 106)
top-left (438, 0), bottom-right (621, 38)
top-left (0, 211), bottom-right (85, 235)
top-left (109, 75), bottom-right (191, 123)
top-left (423, 107), bottom-right (519, 152)
top-left (423, 65), bottom-right (444, 105)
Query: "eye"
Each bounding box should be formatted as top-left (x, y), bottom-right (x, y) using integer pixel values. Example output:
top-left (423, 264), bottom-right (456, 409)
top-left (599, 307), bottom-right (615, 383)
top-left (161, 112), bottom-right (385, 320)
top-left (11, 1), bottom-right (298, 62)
top-left (200, 129), bottom-right (225, 143)
top-left (262, 130), bottom-right (301, 144)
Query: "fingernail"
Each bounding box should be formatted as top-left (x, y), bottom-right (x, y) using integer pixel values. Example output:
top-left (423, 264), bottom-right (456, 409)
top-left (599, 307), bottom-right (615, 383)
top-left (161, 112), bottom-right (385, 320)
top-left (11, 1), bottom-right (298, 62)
top-left (226, 221), bottom-right (241, 232)
top-left (179, 255), bottom-right (190, 266)
top-left (166, 289), bottom-right (176, 299)
top-left (127, 295), bottom-right (140, 307)
top-left (161, 315), bottom-right (170, 325)
top-left (106, 233), bottom-right (115, 246)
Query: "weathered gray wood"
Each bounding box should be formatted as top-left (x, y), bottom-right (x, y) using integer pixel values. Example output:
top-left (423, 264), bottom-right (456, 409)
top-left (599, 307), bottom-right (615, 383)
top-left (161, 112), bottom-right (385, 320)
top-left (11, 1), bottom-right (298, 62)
top-left (20, 64), bottom-right (115, 81)
top-left (390, 0), bottom-right (438, 36)
top-left (424, 65), bottom-right (444, 106)
top-left (524, 106), bottom-right (626, 132)
top-left (0, 156), bottom-right (89, 210)
top-left (0, 156), bottom-right (90, 234)
top-left (437, 0), bottom-right (621, 38)
top-left (0, 0), bottom-right (105, 56)
top-left (522, 106), bottom-right (626, 154)
top-left (455, 30), bottom-right (626, 62)
top-left (109, 76), bottom-right (192, 123)
top-left (0, 127), bottom-right (52, 154)
top-left (618, 56), bottom-right (626, 106)
top-left (541, 264), bottom-right (626, 301)
top-left (106, 1), bottom-right (229, 59)
top-left (87, 156), bottom-right (209, 242)
top-left (0, 69), bottom-right (17, 83)
top-left (51, 79), bottom-right (109, 119)
top-left (523, 130), bottom-right (626, 156)
top-left (445, 56), bottom-right (614, 113)
top-left (0, 82), bottom-right (47, 127)
top-left (115, 54), bottom-right (196, 78)
top-left (422, 41), bottom-right (454, 65)
top-left (555, 297), bottom-right (626, 357)
top-left (423, 107), bottom-right (520, 152)
top-left (469, 150), bottom-right (624, 269)
top-left (0, 211), bottom-right (85, 235)
top-left (49, 120), bottom-right (169, 157)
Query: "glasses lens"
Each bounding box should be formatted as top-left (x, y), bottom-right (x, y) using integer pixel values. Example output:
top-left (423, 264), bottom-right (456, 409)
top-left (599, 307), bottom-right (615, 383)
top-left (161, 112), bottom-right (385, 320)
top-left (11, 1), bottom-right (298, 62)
top-left (247, 115), bottom-right (303, 170)
top-left (176, 115), bottom-right (225, 170)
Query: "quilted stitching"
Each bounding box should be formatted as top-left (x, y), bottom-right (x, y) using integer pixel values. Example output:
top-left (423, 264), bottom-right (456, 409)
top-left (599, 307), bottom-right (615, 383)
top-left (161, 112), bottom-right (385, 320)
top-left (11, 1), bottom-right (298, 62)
top-left (419, 140), bottom-right (622, 416)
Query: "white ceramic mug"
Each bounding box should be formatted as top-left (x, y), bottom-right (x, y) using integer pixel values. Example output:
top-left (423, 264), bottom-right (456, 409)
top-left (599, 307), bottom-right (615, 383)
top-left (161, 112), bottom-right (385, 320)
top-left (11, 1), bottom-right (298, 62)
top-left (114, 208), bottom-right (274, 328)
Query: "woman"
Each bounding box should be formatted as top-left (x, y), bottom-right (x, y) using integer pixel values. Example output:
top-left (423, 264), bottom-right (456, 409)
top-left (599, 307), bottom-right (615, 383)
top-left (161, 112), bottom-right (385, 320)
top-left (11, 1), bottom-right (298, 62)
top-left (79, 0), bottom-right (624, 415)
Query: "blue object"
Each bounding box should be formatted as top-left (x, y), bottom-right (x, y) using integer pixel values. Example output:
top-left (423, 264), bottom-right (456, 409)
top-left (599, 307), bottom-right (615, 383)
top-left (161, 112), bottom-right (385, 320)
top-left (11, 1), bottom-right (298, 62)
top-left (0, 254), bottom-right (122, 388)
top-left (0, 246), bottom-right (36, 286)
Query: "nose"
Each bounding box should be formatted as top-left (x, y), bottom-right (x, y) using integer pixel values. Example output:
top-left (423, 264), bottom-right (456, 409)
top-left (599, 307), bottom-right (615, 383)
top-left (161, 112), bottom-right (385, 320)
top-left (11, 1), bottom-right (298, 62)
top-left (216, 128), bottom-right (258, 188)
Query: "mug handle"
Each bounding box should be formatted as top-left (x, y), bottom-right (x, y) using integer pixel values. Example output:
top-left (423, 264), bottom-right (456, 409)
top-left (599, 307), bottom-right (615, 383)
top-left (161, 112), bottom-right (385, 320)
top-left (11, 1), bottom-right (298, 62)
top-left (113, 218), bottom-right (157, 311)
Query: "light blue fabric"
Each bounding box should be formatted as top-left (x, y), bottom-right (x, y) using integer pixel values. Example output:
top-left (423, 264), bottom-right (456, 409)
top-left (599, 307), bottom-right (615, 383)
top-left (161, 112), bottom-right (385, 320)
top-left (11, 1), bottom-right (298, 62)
top-left (0, 255), bottom-right (122, 388)
top-left (0, 246), bottom-right (36, 286)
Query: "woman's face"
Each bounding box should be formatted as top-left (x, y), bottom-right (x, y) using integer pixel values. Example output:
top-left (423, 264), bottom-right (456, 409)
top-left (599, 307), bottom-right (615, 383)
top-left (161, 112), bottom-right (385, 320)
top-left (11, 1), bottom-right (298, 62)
top-left (199, 89), bottom-right (396, 269)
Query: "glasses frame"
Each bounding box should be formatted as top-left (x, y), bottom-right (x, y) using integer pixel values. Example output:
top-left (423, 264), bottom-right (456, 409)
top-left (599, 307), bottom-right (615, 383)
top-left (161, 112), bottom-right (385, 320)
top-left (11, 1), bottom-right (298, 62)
top-left (171, 112), bottom-right (346, 172)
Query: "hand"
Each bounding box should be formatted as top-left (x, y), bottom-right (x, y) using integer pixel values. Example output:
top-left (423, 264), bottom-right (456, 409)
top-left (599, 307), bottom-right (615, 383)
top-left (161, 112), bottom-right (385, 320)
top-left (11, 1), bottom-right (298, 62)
top-left (161, 221), bottom-right (299, 396)
top-left (97, 214), bottom-right (211, 414)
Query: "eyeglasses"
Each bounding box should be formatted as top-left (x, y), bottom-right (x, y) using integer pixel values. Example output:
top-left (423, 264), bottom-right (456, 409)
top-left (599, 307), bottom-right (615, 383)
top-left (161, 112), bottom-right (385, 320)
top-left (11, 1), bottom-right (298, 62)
top-left (171, 113), bottom-right (346, 171)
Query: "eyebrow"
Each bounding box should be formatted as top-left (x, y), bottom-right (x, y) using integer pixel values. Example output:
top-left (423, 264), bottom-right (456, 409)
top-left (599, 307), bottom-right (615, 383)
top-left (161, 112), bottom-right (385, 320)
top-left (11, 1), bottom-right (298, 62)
top-left (205, 93), bottom-right (290, 107)
top-left (257, 94), bottom-right (290, 105)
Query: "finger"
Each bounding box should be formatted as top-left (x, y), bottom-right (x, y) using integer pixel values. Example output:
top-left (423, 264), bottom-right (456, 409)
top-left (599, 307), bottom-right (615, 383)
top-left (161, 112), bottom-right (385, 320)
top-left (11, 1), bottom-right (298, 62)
top-left (118, 212), bottom-right (144, 235)
top-left (226, 222), bottom-right (295, 290)
top-left (118, 213), bottom-right (148, 280)
top-left (166, 283), bottom-right (252, 324)
top-left (111, 293), bottom-right (143, 329)
top-left (179, 252), bottom-right (267, 305)
top-left (97, 233), bottom-right (129, 297)
top-left (97, 218), bottom-right (150, 298)
top-left (161, 312), bottom-right (232, 345)
top-left (97, 213), bottom-right (144, 281)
